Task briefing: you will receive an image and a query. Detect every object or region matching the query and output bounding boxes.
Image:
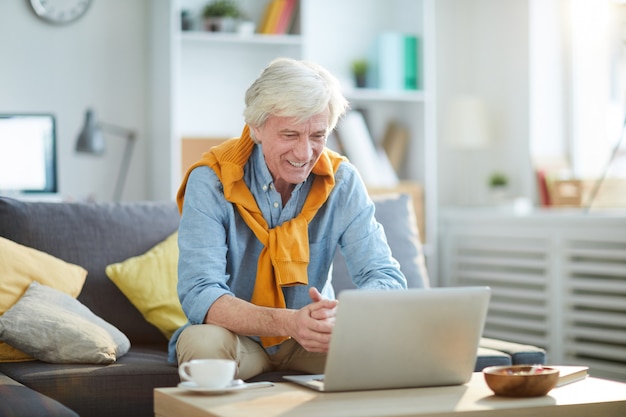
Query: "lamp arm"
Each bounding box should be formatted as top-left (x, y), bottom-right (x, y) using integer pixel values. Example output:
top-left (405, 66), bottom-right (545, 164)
top-left (96, 122), bottom-right (137, 202)
top-left (113, 135), bottom-right (136, 202)
top-left (585, 116), bottom-right (626, 212)
top-left (98, 122), bottom-right (136, 140)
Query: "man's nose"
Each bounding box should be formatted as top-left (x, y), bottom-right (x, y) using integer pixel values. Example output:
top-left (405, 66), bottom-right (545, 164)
top-left (292, 137), bottom-right (313, 159)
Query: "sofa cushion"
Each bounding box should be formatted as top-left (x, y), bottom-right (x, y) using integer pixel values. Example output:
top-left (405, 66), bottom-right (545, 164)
top-left (0, 236), bottom-right (87, 362)
top-left (332, 192), bottom-right (429, 293)
top-left (0, 347), bottom-right (179, 417)
top-left (0, 372), bottom-right (79, 417)
top-left (474, 347), bottom-right (513, 371)
top-left (0, 282), bottom-right (130, 364)
top-left (106, 231), bottom-right (187, 340)
top-left (479, 337), bottom-right (547, 366)
top-left (0, 197), bottom-right (180, 346)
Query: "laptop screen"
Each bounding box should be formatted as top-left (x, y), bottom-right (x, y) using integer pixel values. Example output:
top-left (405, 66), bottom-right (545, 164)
top-left (0, 114), bottom-right (57, 194)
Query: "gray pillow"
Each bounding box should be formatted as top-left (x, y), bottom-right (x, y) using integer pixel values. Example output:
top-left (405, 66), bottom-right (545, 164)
top-left (0, 281), bottom-right (130, 364)
top-left (331, 192), bottom-right (429, 293)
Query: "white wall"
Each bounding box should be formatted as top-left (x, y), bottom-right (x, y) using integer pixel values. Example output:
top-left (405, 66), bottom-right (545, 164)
top-left (0, 0), bottom-right (534, 207)
top-left (0, 0), bottom-right (151, 202)
top-left (436, 0), bottom-right (532, 207)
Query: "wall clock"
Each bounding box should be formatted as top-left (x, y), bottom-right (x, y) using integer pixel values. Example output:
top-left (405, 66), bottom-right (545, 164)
top-left (30, 0), bottom-right (93, 25)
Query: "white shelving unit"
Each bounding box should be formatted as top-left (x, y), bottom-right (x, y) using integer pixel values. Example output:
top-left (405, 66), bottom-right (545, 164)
top-left (149, 0), bottom-right (438, 282)
top-left (179, 31), bottom-right (302, 45)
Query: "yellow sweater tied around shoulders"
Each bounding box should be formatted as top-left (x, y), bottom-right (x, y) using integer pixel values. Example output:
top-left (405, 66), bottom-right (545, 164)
top-left (177, 125), bottom-right (346, 347)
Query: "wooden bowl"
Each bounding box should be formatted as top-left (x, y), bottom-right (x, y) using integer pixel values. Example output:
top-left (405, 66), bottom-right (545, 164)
top-left (483, 365), bottom-right (560, 397)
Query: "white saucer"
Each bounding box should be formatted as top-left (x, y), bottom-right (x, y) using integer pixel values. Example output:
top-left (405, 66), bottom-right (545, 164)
top-left (177, 381), bottom-right (245, 394)
top-left (177, 380), bottom-right (273, 394)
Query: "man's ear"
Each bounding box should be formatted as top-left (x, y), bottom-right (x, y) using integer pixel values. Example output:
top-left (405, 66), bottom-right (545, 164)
top-left (250, 125), bottom-right (261, 143)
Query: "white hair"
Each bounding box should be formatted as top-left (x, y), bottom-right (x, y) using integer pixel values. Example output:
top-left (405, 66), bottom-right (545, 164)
top-left (243, 58), bottom-right (349, 140)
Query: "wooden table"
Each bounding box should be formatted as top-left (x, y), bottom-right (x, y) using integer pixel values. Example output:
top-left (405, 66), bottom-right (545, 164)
top-left (154, 373), bottom-right (626, 417)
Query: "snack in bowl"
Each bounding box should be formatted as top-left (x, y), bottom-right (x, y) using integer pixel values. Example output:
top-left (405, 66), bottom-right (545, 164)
top-left (483, 365), bottom-right (560, 397)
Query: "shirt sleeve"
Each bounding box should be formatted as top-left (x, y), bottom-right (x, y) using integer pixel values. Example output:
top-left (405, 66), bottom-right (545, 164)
top-left (334, 165), bottom-right (408, 290)
top-left (177, 166), bottom-right (235, 325)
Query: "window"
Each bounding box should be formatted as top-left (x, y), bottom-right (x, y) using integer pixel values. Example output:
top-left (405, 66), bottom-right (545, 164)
top-left (530, 0), bottom-right (626, 180)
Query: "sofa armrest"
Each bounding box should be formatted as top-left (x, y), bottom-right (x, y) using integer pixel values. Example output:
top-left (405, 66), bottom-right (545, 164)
top-left (479, 337), bottom-right (547, 366)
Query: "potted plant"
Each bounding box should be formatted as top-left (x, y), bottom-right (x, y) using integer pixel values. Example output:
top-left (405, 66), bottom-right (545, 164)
top-left (202, 0), bottom-right (241, 32)
top-left (488, 171), bottom-right (508, 189)
top-left (488, 171), bottom-right (509, 204)
top-left (351, 59), bottom-right (368, 88)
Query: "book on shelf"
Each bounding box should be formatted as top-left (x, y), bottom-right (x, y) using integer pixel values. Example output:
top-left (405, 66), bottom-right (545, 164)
top-left (371, 32), bottom-right (403, 91)
top-left (258, 0), bottom-right (280, 34)
top-left (334, 110), bottom-right (398, 188)
top-left (369, 32), bottom-right (420, 91)
top-left (381, 120), bottom-right (410, 174)
top-left (533, 155), bottom-right (574, 207)
top-left (404, 35), bottom-right (419, 90)
top-left (286, 0), bottom-right (300, 35)
top-left (259, 0), bottom-right (298, 35)
top-left (535, 169), bottom-right (551, 207)
top-left (274, 0), bottom-right (297, 34)
top-left (553, 365), bottom-right (589, 387)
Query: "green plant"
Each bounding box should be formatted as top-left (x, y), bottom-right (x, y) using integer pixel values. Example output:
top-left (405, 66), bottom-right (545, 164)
top-left (351, 59), bottom-right (368, 77)
top-left (202, 0), bottom-right (241, 18)
top-left (488, 172), bottom-right (509, 188)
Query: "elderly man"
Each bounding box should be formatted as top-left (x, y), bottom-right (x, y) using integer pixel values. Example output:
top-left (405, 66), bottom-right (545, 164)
top-left (170, 58), bottom-right (406, 380)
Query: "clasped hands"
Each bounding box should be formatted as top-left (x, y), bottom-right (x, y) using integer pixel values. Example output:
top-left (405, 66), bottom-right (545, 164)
top-left (290, 287), bottom-right (338, 353)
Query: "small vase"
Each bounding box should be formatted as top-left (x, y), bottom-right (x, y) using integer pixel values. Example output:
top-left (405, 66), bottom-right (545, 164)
top-left (204, 17), bottom-right (236, 32)
top-left (237, 20), bottom-right (256, 36)
top-left (355, 74), bottom-right (366, 88)
top-left (489, 186), bottom-right (509, 205)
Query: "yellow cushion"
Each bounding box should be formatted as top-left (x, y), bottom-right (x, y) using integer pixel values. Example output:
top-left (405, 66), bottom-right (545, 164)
top-left (105, 232), bottom-right (187, 340)
top-left (0, 236), bottom-right (87, 362)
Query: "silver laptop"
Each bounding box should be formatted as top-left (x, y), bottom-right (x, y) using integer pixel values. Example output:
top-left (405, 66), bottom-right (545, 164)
top-left (284, 286), bottom-right (491, 392)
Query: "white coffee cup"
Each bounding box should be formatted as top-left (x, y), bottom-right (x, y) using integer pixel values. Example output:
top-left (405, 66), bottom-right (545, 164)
top-left (178, 359), bottom-right (237, 389)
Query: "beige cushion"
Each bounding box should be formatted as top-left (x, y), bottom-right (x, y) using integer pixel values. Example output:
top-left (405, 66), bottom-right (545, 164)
top-left (106, 232), bottom-right (187, 339)
top-left (0, 236), bottom-right (87, 362)
top-left (0, 281), bottom-right (130, 364)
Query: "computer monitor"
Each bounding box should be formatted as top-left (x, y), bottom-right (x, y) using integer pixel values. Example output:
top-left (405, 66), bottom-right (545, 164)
top-left (0, 113), bottom-right (58, 194)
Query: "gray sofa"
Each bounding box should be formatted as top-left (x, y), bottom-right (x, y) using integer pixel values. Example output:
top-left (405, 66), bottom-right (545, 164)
top-left (0, 193), bottom-right (545, 417)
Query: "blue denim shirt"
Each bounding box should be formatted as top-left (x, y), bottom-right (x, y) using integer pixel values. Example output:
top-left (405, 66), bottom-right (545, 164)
top-left (168, 144), bottom-right (406, 362)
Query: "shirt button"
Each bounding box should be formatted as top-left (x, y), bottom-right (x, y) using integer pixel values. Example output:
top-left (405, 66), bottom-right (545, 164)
top-left (269, 184), bottom-right (274, 190)
top-left (273, 202), bottom-right (279, 208)
top-left (262, 185), bottom-right (268, 191)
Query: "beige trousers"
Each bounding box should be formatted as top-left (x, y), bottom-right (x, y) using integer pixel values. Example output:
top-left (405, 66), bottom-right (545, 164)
top-left (176, 324), bottom-right (327, 380)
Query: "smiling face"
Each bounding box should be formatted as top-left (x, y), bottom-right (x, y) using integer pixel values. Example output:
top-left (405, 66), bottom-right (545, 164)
top-left (251, 110), bottom-right (330, 199)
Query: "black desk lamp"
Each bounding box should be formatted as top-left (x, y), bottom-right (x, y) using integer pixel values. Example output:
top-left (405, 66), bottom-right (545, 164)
top-left (75, 109), bottom-right (137, 202)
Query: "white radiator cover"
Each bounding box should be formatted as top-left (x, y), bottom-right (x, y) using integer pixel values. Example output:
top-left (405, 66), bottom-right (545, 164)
top-left (440, 209), bottom-right (626, 382)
